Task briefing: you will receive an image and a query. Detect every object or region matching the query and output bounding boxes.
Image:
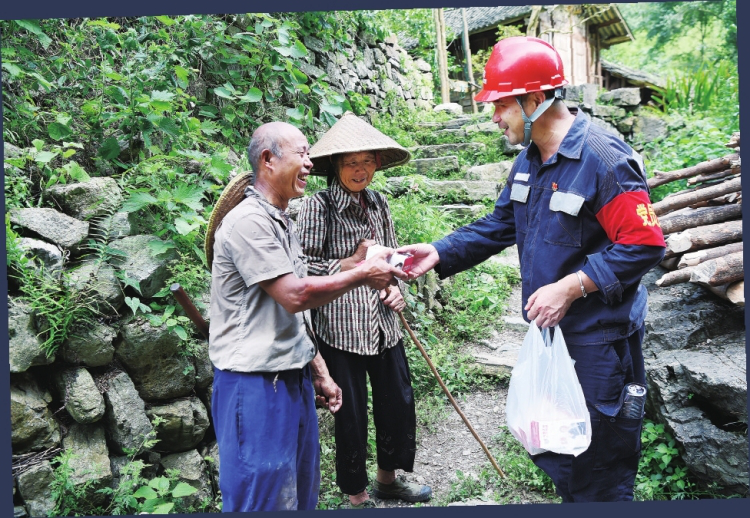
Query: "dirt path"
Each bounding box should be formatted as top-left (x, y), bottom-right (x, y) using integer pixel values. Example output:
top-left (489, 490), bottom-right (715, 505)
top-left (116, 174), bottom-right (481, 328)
top-left (371, 249), bottom-right (559, 508)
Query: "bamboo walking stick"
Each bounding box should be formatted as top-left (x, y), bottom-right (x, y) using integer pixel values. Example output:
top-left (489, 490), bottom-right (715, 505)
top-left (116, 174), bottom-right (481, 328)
top-left (396, 310), bottom-right (506, 479)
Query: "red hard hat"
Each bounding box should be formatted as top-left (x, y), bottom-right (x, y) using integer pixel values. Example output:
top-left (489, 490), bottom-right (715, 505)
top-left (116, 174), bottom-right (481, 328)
top-left (474, 36), bottom-right (568, 103)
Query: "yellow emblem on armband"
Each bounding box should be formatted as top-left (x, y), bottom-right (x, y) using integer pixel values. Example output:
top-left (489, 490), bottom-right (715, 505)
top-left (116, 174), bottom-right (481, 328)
top-left (636, 204), bottom-right (660, 227)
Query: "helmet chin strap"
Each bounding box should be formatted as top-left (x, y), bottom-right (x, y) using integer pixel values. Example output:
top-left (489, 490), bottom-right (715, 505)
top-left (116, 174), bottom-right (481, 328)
top-left (515, 88), bottom-right (563, 146)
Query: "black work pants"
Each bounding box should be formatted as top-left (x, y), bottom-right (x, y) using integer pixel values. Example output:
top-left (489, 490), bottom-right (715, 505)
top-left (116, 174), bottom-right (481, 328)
top-left (532, 326), bottom-right (646, 502)
top-left (318, 336), bottom-right (417, 496)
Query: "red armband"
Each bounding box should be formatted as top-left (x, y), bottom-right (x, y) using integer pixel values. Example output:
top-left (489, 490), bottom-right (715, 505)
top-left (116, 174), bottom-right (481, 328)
top-left (595, 191), bottom-right (666, 246)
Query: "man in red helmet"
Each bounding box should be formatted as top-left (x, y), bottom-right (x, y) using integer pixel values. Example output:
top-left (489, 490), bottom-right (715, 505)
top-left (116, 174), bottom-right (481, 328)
top-left (398, 37), bottom-right (666, 502)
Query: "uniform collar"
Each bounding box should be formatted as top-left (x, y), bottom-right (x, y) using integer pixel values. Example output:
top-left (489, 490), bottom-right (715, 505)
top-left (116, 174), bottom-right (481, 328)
top-left (526, 107), bottom-right (589, 163)
top-left (329, 178), bottom-right (376, 213)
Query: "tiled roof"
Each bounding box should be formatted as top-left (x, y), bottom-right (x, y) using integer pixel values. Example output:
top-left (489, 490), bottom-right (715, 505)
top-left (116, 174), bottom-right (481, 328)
top-left (444, 6), bottom-right (532, 36)
top-left (601, 59), bottom-right (665, 88)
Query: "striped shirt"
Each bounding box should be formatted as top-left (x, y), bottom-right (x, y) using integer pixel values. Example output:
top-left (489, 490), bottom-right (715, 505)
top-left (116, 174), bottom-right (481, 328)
top-left (297, 179), bottom-right (403, 355)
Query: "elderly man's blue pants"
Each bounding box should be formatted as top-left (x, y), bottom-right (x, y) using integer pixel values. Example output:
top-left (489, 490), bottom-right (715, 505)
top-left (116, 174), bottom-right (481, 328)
top-left (211, 366), bottom-right (320, 512)
top-left (531, 327), bottom-right (646, 502)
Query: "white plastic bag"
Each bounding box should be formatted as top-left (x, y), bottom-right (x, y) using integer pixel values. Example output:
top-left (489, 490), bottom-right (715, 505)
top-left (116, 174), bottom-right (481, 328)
top-left (505, 321), bottom-right (592, 456)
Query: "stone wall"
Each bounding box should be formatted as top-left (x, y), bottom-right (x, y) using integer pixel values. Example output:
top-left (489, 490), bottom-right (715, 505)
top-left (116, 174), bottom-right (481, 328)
top-left (563, 84), bottom-right (669, 151)
top-left (8, 159), bottom-right (219, 516)
top-left (301, 31), bottom-right (435, 119)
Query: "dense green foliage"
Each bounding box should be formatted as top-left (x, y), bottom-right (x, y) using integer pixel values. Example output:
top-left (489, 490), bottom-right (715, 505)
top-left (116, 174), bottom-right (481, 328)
top-left (606, 1), bottom-right (737, 71)
top-left (634, 420), bottom-right (705, 501)
top-left (2, 12), bottom-right (384, 355)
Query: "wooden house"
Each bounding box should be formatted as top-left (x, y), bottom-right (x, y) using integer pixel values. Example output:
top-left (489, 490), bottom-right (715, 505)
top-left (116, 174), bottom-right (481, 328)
top-left (439, 5), bottom-right (660, 109)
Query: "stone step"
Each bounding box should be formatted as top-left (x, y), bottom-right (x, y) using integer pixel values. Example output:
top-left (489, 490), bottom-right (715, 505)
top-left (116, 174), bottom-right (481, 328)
top-left (410, 142), bottom-right (485, 159)
top-left (434, 204), bottom-right (487, 219)
top-left (435, 128), bottom-right (468, 137)
top-left (428, 127), bottom-right (523, 158)
top-left (464, 121), bottom-right (498, 134)
top-left (465, 161), bottom-right (513, 183)
top-left (416, 116), bottom-right (474, 130)
top-left (386, 176), bottom-right (501, 204)
top-left (411, 156), bottom-right (460, 176)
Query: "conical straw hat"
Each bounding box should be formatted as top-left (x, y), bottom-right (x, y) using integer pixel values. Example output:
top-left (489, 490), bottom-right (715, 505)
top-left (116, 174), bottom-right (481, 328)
top-left (309, 111), bottom-right (410, 175)
top-left (204, 172), bottom-right (254, 271)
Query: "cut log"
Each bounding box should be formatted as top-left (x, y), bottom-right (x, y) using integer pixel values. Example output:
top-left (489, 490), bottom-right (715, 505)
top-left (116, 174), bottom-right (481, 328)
top-left (659, 204), bottom-right (742, 235)
top-left (706, 281), bottom-right (744, 306)
top-left (652, 176), bottom-right (742, 216)
top-left (687, 168), bottom-right (739, 186)
top-left (726, 281), bottom-right (744, 306)
top-left (663, 219), bottom-right (742, 258)
top-left (660, 257), bottom-right (680, 270)
top-left (678, 242), bottom-right (744, 269)
top-left (689, 251), bottom-right (744, 287)
top-left (656, 268), bottom-right (693, 287)
top-left (688, 192), bottom-right (741, 209)
top-left (648, 153), bottom-right (739, 188)
top-left (726, 132), bottom-right (740, 149)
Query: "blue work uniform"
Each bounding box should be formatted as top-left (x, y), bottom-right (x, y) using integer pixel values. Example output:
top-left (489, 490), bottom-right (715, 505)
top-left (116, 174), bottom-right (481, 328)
top-left (433, 109), bottom-right (666, 501)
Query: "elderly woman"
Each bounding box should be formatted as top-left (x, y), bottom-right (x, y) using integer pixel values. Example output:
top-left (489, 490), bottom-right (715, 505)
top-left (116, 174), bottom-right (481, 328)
top-left (297, 112), bottom-right (431, 509)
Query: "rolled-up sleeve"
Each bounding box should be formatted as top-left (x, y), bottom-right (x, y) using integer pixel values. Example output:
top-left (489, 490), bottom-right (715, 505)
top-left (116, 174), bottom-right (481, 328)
top-left (582, 244), bottom-right (665, 304)
top-left (432, 184), bottom-right (517, 279)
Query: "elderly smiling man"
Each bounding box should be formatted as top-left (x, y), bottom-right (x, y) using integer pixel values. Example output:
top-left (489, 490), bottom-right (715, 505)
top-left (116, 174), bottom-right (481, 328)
top-left (207, 121), bottom-right (408, 512)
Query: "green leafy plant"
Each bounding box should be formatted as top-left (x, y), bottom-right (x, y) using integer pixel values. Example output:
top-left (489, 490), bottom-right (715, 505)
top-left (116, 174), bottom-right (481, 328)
top-left (634, 420), bottom-right (721, 500)
top-left (128, 470), bottom-right (199, 515)
top-left (442, 470), bottom-right (486, 504)
top-left (644, 108), bottom-right (738, 202)
top-left (652, 60), bottom-right (737, 114)
top-left (491, 426), bottom-right (556, 496)
top-left (50, 417), bottom-right (201, 516)
top-left (7, 218), bottom-right (100, 358)
top-left (316, 412), bottom-right (344, 510)
top-left (49, 450), bottom-right (101, 517)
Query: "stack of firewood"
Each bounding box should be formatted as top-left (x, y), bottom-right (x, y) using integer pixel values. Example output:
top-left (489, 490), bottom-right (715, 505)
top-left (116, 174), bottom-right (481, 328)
top-left (650, 132), bottom-right (743, 306)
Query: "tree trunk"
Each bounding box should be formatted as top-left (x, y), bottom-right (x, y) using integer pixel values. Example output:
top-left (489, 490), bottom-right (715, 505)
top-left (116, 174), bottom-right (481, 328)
top-left (526, 6), bottom-right (542, 37)
top-left (678, 241), bottom-right (744, 269)
top-left (689, 251), bottom-right (744, 287)
top-left (688, 192), bottom-right (741, 209)
top-left (647, 153), bottom-right (740, 188)
top-left (660, 257), bottom-right (680, 270)
top-left (659, 204), bottom-right (742, 235)
top-left (461, 8), bottom-right (477, 114)
top-left (655, 268), bottom-right (693, 287)
top-left (687, 168), bottom-right (739, 186)
top-left (663, 219), bottom-right (742, 258)
top-left (705, 281), bottom-right (744, 306)
top-left (725, 281), bottom-right (744, 306)
top-left (652, 177), bottom-right (742, 216)
top-left (434, 9), bottom-right (450, 105)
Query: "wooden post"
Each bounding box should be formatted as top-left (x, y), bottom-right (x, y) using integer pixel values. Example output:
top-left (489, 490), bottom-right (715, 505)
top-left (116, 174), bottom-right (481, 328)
top-left (434, 8), bottom-right (450, 104)
top-left (461, 8), bottom-right (477, 114)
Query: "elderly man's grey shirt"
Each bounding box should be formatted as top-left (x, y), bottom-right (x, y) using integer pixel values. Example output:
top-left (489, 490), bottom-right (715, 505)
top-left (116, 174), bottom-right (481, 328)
top-left (209, 189), bottom-right (316, 372)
